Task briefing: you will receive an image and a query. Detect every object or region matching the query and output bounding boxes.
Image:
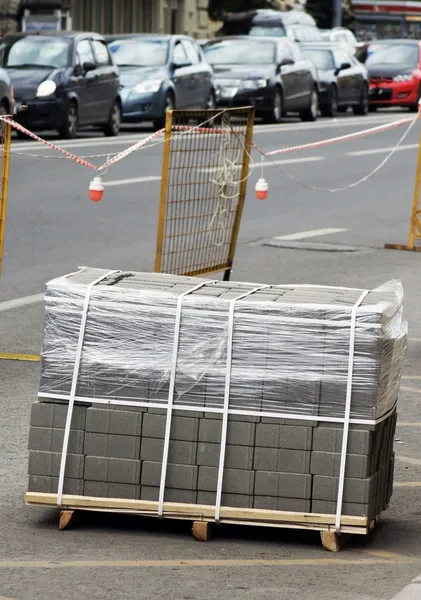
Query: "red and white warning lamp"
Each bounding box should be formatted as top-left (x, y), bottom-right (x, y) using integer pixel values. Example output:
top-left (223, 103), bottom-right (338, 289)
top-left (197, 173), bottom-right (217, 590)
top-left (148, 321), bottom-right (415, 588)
top-left (89, 176), bottom-right (104, 202)
top-left (255, 177), bottom-right (268, 200)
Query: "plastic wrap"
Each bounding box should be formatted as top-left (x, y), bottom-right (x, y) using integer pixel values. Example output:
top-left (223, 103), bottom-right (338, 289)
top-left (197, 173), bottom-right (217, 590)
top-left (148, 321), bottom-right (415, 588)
top-left (38, 268), bottom-right (408, 422)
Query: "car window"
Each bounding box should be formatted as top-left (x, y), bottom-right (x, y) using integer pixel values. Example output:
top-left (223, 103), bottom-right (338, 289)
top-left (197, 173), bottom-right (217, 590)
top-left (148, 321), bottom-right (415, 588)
top-left (366, 44), bottom-right (419, 68)
top-left (173, 41), bottom-right (188, 64)
top-left (108, 38), bottom-right (168, 67)
top-left (91, 40), bottom-right (111, 66)
top-left (182, 40), bottom-right (200, 65)
top-left (301, 48), bottom-right (334, 69)
top-left (336, 50), bottom-right (351, 66)
top-left (277, 41), bottom-right (293, 63)
top-left (286, 40), bottom-right (302, 62)
top-left (4, 35), bottom-right (71, 68)
top-left (77, 39), bottom-right (95, 66)
top-left (203, 39), bottom-right (276, 65)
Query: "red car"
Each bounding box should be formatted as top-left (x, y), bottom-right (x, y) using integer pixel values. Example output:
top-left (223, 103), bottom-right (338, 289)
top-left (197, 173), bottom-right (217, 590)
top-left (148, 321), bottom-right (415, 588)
top-left (360, 39), bottom-right (421, 111)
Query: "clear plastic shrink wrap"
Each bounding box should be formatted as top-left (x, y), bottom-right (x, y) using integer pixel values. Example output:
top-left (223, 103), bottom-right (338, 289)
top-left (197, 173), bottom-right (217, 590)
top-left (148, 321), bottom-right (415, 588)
top-left (39, 268), bottom-right (407, 422)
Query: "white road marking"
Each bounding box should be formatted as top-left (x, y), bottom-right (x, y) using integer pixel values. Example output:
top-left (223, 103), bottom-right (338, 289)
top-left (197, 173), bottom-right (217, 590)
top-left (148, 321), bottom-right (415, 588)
top-left (199, 156), bottom-right (324, 173)
top-left (0, 293), bottom-right (43, 312)
top-left (105, 175), bottom-right (161, 187)
top-left (348, 143), bottom-right (418, 157)
top-left (274, 228), bottom-right (347, 241)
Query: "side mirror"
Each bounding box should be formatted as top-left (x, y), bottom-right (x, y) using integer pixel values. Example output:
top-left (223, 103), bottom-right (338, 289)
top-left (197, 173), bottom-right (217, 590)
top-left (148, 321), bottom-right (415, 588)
top-left (83, 61), bottom-right (96, 73)
top-left (171, 60), bottom-right (192, 70)
top-left (279, 57), bottom-right (295, 67)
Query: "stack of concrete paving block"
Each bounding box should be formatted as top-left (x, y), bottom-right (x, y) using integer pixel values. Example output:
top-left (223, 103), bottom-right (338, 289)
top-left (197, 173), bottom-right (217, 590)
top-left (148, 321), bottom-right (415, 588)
top-left (27, 268), bottom-right (406, 521)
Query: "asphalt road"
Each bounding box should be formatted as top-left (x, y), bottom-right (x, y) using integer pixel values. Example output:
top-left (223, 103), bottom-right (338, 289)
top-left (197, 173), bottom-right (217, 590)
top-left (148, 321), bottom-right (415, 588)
top-left (1, 109), bottom-right (421, 600)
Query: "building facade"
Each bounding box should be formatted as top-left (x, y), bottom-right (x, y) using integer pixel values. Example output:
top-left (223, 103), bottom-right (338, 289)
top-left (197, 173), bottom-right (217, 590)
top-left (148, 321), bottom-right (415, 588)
top-left (0, 0), bottom-right (210, 38)
top-left (353, 0), bottom-right (421, 38)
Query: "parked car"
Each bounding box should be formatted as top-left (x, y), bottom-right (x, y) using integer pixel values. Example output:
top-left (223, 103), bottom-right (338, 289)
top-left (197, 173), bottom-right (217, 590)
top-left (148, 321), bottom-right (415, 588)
top-left (300, 42), bottom-right (368, 116)
top-left (361, 40), bottom-right (421, 111)
top-left (202, 36), bottom-right (319, 123)
top-left (0, 31), bottom-right (121, 138)
top-left (0, 67), bottom-right (14, 117)
top-left (106, 34), bottom-right (216, 129)
top-left (320, 28), bottom-right (357, 55)
top-left (216, 9), bottom-right (322, 42)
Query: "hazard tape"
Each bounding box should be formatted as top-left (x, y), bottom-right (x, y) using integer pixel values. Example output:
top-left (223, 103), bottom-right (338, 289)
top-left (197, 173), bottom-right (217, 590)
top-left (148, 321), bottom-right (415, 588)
top-left (1, 111), bottom-right (420, 173)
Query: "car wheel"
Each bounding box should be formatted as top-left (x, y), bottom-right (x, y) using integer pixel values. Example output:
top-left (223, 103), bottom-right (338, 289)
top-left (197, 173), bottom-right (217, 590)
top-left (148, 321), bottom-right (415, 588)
top-left (337, 105), bottom-right (347, 113)
top-left (103, 101), bottom-right (121, 137)
top-left (320, 86), bottom-right (338, 118)
top-left (206, 90), bottom-right (216, 110)
top-left (263, 88), bottom-right (283, 124)
top-left (300, 88), bottom-right (318, 122)
top-left (353, 84), bottom-right (369, 115)
top-left (0, 101), bottom-right (8, 139)
top-left (153, 92), bottom-right (175, 130)
top-left (369, 105), bottom-right (377, 112)
top-left (58, 101), bottom-right (78, 139)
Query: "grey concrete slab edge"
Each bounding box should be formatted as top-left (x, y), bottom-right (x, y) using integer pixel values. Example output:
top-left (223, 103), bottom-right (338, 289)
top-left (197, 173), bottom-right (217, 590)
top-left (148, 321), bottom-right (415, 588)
top-left (390, 574), bottom-right (421, 599)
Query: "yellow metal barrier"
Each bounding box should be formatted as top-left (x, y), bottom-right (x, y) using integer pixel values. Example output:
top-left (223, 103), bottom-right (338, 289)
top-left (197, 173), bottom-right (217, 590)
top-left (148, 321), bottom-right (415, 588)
top-left (155, 107), bottom-right (255, 280)
top-left (0, 121), bottom-right (11, 277)
top-left (385, 127), bottom-right (421, 251)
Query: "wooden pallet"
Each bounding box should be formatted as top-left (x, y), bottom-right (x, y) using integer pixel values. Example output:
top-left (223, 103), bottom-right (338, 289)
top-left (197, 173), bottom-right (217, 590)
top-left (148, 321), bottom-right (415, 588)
top-left (26, 492), bottom-right (381, 552)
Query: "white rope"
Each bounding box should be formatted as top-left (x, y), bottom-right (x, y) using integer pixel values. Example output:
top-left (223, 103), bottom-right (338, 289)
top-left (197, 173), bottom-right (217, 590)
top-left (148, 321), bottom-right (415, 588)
top-left (57, 268), bottom-right (119, 506)
top-left (215, 285), bottom-right (271, 523)
top-left (157, 280), bottom-right (217, 517)
top-left (335, 289), bottom-right (370, 534)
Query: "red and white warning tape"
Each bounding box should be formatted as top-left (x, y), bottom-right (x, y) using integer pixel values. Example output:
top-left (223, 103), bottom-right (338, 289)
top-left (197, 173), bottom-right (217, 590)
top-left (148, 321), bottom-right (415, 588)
top-left (0, 111), bottom-right (419, 172)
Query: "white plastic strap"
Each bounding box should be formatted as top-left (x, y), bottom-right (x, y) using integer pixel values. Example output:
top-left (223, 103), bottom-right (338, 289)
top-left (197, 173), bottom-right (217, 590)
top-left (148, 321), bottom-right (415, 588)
top-left (158, 280), bottom-right (217, 517)
top-left (215, 285), bottom-right (271, 523)
top-left (57, 269), bottom-right (119, 506)
top-left (335, 289), bottom-right (369, 533)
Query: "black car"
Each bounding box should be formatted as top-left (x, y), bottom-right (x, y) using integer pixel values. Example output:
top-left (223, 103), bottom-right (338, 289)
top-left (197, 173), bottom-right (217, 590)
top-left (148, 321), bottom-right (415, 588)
top-left (0, 31), bottom-right (122, 138)
top-left (300, 42), bottom-right (369, 116)
top-left (106, 34), bottom-right (216, 129)
top-left (202, 36), bottom-right (319, 123)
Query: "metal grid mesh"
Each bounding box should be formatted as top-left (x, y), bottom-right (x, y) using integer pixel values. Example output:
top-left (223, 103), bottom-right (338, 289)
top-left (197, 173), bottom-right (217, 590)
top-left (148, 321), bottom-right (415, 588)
top-left (0, 122), bottom-right (11, 278)
top-left (155, 107), bottom-right (254, 278)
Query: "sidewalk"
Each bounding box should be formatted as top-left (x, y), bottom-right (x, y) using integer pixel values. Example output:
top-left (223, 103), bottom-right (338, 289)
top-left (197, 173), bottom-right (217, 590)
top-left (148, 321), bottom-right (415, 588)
top-left (391, 575), bottom-right (421, 599)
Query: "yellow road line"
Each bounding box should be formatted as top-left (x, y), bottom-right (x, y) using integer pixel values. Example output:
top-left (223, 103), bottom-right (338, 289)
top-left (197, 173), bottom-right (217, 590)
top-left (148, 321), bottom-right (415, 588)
top-left (0, 557), bottom-right (417, 569)
top-left (402, 375), bottom-right (421, 380)
top-left (395, 455), bottom-right (421, 465)
top-left (394, 481), bottom-right (421, 487)
top-left (0, 353), bottom-right (40, 361)
top-left (362, 550), bottom-right (414, 561)
top-left (401, 386), bottom-right (421, 394)
top-left (397, 422), bottom-right (421, 427)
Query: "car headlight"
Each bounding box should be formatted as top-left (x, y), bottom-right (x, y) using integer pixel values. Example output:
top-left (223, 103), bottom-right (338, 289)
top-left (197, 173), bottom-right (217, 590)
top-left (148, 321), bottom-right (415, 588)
top-left (134, 80), bottom-right (162, 93)
top-left (240, 79), bottom-right (267, 90)
top-left (36, 80), bottom-right (56, 98)
top-left (393, 73), bottom-right (413, 82)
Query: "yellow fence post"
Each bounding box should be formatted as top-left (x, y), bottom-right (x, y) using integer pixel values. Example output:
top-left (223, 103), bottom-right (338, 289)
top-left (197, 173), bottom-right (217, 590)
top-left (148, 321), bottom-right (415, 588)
top-left (0, 122), bottom-right (11, 277)
top-left (385, 126), bottom-right (421, 251)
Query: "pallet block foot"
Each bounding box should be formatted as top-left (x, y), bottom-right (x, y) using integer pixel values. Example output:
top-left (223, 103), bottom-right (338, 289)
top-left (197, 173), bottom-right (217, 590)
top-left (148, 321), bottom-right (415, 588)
top-left (192, 521), bottom-right (211, 542)
top-left (320, 531), bottom-right (349, 552)
top-left (59, 509), bottom-right (75, 530)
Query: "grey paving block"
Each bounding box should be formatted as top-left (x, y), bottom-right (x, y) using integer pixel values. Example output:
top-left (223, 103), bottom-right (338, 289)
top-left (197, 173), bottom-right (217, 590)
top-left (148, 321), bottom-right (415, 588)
top-left (86, 408), bottom-right (143, 435)
top-left (199, 420), bottom-right (255, 446)
top-left (27, 475), bottom-right (84, 495)
top-left (255, 424), bottom-right (312, 450)
top-left (140, 486), bottom-right (197, 504)
top-left (197, 442), bottom-right (254, 470)
top-left (84, 456), bottom-right (141, 485)
top-left (84, 433), bottom-right (141, 460)
top-left (141, 438), bottom-right (197, 465)
top-left (197, 491), bottom-right (253, 508)
top-left (261, 417), bottom-right (318, 426)
top-left (253, 496), bottom-right (311, 512)
top-left (311, 499), bottom-right (378, 520)
top-left (312, 427), bottom-right (374, 455)
top-left (28, 427), bottom-right (84, 454)
top-left (141, 462), bottom-right (198, 490)
top-left (28, 451), bottom-right (84, 479)
top-left (92, 402), bottom-right (147, 413)
top-left (84, 481), bottom-right (140, 499)
top-left (198, 467), bottom-right (255, 495)
top-left (254, 471), bottom-right (312, 499)
top-left (142, 414), bottom-right (199, 442)
top-left (254, 448), bottom-right (310, 474)
top-left (312, 473), bottom-right (378, 504)
top-left (310, 451), bottom-right (373, 479)
top-left (30, 402), bottom-right (86, 430)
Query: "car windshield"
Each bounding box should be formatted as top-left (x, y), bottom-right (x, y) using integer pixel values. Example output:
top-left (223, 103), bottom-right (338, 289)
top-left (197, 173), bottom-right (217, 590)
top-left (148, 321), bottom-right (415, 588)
top-left (203, 40), bottom-right (275, 64)
top-left (4, 36), bottom-right (70, 68)
top-left (301, 48), bottom-right (334, 69)
top-left (366, 44), bottom-right (419, 67)
top-left (249, 25), bottom-right (286, 38)
top-left (108, 39), bottom-right (168, 66)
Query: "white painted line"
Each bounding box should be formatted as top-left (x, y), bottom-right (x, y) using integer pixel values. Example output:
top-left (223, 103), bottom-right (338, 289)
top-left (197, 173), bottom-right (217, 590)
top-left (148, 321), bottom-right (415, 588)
top-left (0, 293), bottom-right (43, 313)
top-left (348, 143), bottom-right (418, 157)
top-left (104, 175), bottom-right (161, 187)
top-left (274, 228), bottom-right (347, 241)
top-left (199, 156), bottom-right (324, 174)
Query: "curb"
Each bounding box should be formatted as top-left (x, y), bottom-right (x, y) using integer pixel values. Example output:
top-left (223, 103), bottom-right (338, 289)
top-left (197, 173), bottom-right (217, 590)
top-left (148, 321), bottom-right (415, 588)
top-left (391, 574), bottom-right (421, 599)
